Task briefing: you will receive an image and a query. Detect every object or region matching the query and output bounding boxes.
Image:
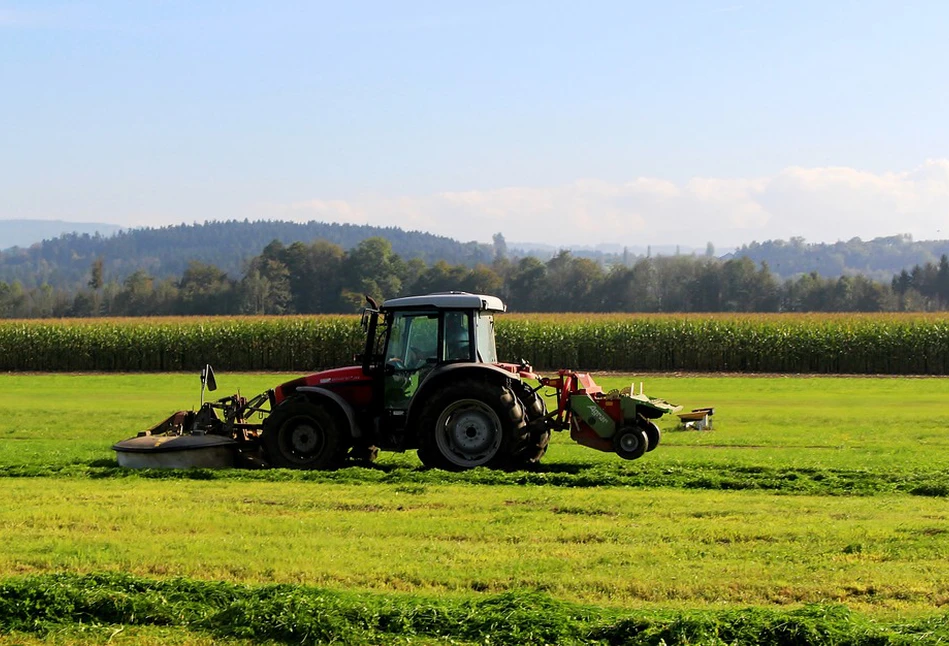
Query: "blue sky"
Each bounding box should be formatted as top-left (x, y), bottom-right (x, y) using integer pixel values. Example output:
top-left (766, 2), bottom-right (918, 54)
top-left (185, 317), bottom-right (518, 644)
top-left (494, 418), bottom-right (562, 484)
top-left (2, 0), bottom-right (947, 247)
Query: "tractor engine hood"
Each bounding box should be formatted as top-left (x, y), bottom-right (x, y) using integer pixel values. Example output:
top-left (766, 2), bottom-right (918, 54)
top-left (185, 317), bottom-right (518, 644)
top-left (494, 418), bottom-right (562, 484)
top-left (273, 365), bottom-right (370, 405)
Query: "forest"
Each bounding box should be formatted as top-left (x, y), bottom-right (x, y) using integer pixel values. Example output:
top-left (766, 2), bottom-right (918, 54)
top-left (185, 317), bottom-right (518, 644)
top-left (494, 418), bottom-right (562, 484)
top-left (5, 220), bottom-right (949, 293)
top-left (1, 236), bottom-right (948, 317)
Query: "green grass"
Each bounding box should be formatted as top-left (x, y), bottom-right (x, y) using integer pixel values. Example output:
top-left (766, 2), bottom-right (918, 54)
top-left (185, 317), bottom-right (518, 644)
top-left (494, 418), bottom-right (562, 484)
top-left (2, 373), bottom-right (949, 484)
top-left (0, 625), bottom-right (266, 646)
top-left (5, 372), bottom-right (949, 643)
top-left (3, 573), bottom-right (949, 645)
top-left (2, 479), bottom-right (949, 613)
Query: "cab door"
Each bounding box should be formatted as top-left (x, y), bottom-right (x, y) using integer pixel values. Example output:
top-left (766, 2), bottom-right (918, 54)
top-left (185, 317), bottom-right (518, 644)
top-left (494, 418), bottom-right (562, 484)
top-left (383, 311), bottom-right (438, 411)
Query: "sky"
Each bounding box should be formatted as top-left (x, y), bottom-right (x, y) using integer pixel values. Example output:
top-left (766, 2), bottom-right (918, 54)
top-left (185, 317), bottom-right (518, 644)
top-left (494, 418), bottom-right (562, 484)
top-left (2, 0), bottom-right (948, 248)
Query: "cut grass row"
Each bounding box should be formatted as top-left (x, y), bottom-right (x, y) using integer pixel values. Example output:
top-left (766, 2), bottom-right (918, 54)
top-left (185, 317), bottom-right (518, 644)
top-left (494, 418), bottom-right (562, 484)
top-left (4, 313), bottom-right (949, 373)
top-left (7, 460), bottom-right (949, 498)
top-left (5, 573), bottom-right (949, 646)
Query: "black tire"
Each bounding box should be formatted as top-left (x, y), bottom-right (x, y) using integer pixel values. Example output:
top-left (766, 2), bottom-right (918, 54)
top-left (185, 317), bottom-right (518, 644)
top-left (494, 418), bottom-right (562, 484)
top-left (416, 444), bottom-right (446, 470)
top-left (263, 399), bottom-right (347, 469)
top-left (417, 379), bottom-right (526, 471)
top-left (510, 383), bottom-right (551, 467)
top-left (639, 419), bottom-right (661, 452)
top-left (613, 426), bottom-right (648, 460)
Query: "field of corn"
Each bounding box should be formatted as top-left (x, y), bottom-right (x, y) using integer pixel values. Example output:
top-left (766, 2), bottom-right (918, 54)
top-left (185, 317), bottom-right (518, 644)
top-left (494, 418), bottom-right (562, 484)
top-left (2, 313), bottom-right (949, 374)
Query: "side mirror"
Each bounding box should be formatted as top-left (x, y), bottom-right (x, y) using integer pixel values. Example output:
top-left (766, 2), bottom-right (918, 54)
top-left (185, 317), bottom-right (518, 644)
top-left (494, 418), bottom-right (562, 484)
top-left (201, 364), bottom-right (217, 392)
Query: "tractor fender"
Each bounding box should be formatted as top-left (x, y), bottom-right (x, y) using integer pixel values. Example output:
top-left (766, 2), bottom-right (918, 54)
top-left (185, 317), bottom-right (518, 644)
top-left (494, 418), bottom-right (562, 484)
top-left (294, 386), bottom-right (362, 438)
top-left (406, 363), bottom-right (521, 430)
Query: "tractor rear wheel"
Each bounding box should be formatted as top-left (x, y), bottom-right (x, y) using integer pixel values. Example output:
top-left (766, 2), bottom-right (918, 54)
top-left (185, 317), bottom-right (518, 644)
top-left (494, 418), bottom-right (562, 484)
top-left (263, 400), bottom-right (347, 470)
top-left (510, 383), bottom-right (550, 467)
top-left (613, 425), bottom-right (649, 460)
top-left (418, 379), bottom-right (525, 471)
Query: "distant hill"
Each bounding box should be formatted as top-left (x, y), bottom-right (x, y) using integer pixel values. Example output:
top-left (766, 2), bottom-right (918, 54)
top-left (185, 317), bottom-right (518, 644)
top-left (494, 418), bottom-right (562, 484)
top-left (3, 217), bottom-right (946, 290)
top-left (514, 235), bottom-right (949, 280)
top-left (0, 219), bottom-right (495, 289)
top-left (726, 235), bottom-right (949, 280)
top-left (0, 219), bottom-right (123, 250)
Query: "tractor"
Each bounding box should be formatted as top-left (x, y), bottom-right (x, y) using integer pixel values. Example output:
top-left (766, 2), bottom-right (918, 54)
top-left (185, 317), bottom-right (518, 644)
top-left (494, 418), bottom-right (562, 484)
top-left (113, 292), bottom-right (683, 470)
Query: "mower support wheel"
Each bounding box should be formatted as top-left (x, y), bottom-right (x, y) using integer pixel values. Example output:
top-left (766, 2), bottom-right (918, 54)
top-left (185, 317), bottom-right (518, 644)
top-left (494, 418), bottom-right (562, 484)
top-left (263, 399), bottom-right (347, 470)
top-left (613, 425), bottom-right (649, 460)
top-left (639, 419), bottom-right (661, 452)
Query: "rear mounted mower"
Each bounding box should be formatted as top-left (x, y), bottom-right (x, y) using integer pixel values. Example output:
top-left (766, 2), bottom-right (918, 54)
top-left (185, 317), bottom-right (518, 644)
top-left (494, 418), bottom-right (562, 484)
top-left (538, 370), bottom-right (680, 460)
top-left (113, 292), bottom-right (698, 470)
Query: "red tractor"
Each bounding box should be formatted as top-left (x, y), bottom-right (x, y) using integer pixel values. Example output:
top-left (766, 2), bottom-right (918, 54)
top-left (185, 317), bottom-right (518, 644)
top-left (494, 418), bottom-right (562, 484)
top-left (114, 292), bottom-right (684, 470)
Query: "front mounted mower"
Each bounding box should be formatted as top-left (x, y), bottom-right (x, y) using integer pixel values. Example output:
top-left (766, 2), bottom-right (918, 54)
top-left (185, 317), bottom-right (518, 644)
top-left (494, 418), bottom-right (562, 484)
top-left (113, 292), bottom-right (692, 470)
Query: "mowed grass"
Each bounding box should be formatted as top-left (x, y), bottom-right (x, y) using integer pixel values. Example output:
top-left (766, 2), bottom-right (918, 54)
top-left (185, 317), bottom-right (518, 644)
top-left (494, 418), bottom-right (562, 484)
top-left (2, 372), bottom-right (949, 473)
top-left (3, 478), bottom-right (949, 615)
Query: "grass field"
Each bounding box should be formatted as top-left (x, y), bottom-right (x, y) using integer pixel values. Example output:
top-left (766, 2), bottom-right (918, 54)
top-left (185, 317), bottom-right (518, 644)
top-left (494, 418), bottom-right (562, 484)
top-left (4, 371), bottom-right (949, 474)
top-left (3, 372), bottom-right (949, 644)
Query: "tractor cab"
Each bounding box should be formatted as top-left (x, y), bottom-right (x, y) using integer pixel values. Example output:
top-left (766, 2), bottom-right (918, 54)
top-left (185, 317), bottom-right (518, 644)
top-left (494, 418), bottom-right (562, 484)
top-left (362, 292), bottom-right (505, 412)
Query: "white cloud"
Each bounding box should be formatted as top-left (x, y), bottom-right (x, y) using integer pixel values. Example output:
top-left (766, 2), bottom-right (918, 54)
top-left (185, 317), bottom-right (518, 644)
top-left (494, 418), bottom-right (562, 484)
top-left (278, 160), bottom-right (949, 247)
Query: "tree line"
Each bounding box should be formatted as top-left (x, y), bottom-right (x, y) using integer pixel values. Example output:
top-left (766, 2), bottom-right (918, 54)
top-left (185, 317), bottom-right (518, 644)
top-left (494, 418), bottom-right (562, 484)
top-left (2, 236), bottom-right (949, 318)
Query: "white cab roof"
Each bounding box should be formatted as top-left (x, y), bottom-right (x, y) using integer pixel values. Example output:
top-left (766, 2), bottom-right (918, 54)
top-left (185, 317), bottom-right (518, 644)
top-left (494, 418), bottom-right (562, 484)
top-left (382, 292), bottom-right (506, 312)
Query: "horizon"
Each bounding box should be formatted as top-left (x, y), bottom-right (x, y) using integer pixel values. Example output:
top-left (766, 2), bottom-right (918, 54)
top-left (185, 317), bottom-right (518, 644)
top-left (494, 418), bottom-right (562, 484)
top-left (3, 1), bottom-right (948, 248)
top-left (4, 217), bottom-right (947, 257)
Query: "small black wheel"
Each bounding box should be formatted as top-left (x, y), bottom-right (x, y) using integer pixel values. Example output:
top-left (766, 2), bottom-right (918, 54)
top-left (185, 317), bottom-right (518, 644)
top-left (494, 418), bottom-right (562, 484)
top-left (640, 420), bottom-right (661, 452)
top-left (263, 400), bottom-right (347, 469)
top-left (613, 426), bottom-right (648, 460)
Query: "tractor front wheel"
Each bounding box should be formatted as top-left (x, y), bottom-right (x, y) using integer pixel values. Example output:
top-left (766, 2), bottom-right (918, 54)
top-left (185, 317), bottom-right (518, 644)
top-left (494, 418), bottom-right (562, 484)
top-left (418, 380), bottom-right (524, 470)
top-left (263, 400), bottom-right (346, 470)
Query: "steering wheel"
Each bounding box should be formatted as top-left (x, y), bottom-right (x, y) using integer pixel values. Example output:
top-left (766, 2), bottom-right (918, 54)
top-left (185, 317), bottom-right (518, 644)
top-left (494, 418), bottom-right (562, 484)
top-left (389, 346), bottom-right (425, 370)
top-left (406, 346), bottom-right (427, 368)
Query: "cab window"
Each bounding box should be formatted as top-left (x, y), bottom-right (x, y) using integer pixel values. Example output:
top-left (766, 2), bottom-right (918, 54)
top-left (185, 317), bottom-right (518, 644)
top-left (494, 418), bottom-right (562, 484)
top-left (385, 312), bottom-right (438, 367)
top-left (443, 311), bottom-right (472, 361)
top-left (475, 313), bottom-right (498, 363)
top-left (384, 312), bottom-right (437, 409)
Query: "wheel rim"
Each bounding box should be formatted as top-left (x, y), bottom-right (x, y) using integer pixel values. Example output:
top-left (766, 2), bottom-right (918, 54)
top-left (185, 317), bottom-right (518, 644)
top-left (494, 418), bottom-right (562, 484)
top-left (434, 398), bottom-right (503, 467)
top-left (280, 416), bottom-right (327, 464)
top-left (618, 432), bottom-right (642, 454)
